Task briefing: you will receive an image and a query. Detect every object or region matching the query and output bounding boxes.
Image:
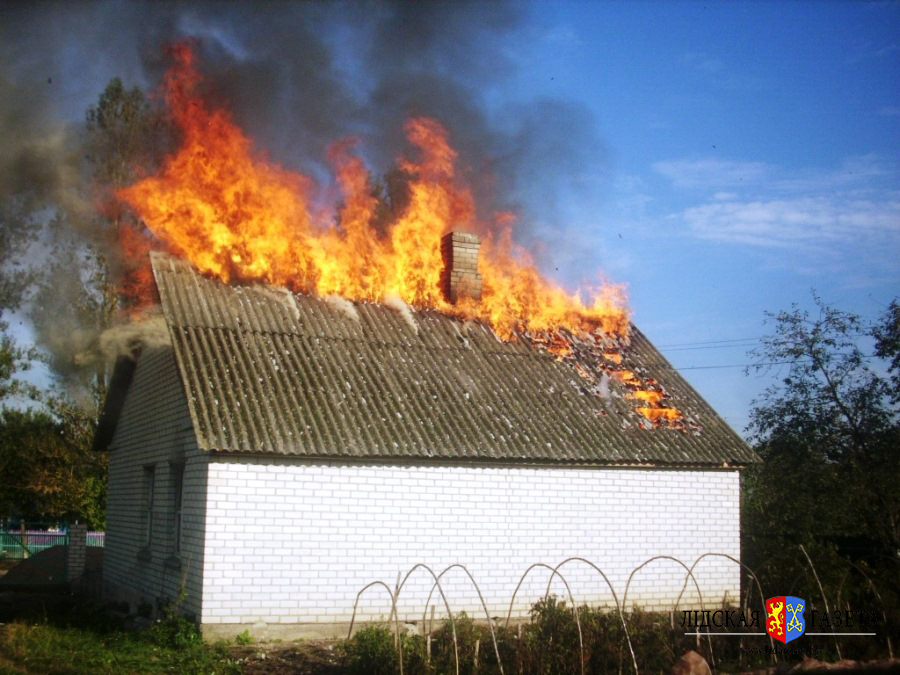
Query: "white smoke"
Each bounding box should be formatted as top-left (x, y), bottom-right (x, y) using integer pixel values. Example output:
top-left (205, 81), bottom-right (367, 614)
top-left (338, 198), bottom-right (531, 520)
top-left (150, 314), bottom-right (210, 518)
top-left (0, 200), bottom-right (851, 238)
top-left (384, 293), bottom-right (418, 334)
top-left (597, 372), bottom-right (611, 400)
top-left (75, 309), bottom-right (170, 366)
top-left (324, 294), bottom-right (360, 322)
top-left (251, 285), bottom-right (301, 321)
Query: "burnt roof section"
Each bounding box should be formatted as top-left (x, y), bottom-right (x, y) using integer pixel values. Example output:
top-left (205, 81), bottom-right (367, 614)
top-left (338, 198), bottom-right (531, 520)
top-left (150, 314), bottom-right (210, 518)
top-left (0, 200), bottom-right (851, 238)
top-left (149, 252), bottom-right (758, 467)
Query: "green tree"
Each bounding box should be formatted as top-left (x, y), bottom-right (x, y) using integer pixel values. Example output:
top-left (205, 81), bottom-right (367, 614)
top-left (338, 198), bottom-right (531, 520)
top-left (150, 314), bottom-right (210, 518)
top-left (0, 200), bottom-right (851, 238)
top-left (742, 294), bottom-right (900, 600)
top-left (6, 78), bottom-right (169, 529)
top-left (85, 77), bottom-right (170, 190)
top-left (0, 408), bottom-right (106, 528)
top-left (31, 78), bottom-right (169, 412)
top-left (0, 197), bottom-right (39, 404)
top-left (874, 300), bottom-right (900, 404)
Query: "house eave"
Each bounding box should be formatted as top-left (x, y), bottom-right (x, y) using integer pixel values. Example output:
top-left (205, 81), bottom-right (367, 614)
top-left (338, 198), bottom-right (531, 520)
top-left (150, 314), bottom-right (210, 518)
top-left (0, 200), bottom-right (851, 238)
top-left (203, 448), bottom-right (753, 471)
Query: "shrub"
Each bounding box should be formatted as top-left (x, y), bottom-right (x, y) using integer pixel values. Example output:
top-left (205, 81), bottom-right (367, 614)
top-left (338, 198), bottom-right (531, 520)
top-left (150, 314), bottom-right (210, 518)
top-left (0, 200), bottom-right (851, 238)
top-left (339, 624), bottom-right (401, 675)
top-left (145, 592), bottom-right (201, 650)
top-left (429, 611), bottom-right (508, 675)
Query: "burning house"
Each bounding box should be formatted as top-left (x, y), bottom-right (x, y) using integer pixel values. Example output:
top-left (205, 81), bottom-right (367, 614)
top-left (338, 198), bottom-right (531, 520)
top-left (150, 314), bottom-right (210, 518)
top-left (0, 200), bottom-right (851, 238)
top-left (93, 46), bottom-right (759, 639)
top-left (95, 241), bottom-right (758, 639)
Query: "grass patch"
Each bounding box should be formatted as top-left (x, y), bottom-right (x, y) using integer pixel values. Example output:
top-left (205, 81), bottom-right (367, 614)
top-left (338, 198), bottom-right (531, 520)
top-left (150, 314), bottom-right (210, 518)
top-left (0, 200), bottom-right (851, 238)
top-left (0, 596), bottom-right (239, 674)
top-left (234, 629), bottom-right (253, 646)
top-left (0, 622), bottom-right (235, 674)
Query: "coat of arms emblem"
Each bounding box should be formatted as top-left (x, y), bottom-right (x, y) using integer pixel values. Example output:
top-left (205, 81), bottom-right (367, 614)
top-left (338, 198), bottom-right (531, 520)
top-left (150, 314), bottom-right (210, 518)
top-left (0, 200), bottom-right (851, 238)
top-left (766, 596), bottom-right (805, 643)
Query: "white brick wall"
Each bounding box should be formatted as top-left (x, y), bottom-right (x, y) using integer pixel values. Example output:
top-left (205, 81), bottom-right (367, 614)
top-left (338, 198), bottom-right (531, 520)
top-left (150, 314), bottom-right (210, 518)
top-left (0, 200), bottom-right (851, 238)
top-left (202, 459), bottom-right (740, 627)
top-left (103, 347), bottom-right (208, 619)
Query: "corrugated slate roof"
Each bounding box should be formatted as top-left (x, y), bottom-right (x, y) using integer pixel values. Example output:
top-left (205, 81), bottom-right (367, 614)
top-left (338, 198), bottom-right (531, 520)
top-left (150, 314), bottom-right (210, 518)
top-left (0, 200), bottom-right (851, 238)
top-left (150, 252), bottom-right (758, 466)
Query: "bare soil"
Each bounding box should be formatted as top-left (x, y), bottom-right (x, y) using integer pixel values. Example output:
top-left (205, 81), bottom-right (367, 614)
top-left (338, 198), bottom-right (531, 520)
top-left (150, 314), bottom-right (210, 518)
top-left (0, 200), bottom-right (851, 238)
top-left (229, 641), bottom-right (344, 674)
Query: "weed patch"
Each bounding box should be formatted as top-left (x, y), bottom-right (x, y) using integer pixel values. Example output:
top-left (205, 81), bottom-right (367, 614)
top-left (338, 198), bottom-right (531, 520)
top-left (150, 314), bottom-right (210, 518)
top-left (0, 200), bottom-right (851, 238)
top-left (0, 594), bottom-right (238, 674)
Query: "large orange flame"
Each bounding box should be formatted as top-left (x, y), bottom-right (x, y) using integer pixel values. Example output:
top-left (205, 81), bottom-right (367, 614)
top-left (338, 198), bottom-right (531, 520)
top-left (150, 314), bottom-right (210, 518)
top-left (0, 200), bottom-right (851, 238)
top-left (118, 45), bottom-right (685, 429)
top-left (118, 44), bottom-right (628, 338)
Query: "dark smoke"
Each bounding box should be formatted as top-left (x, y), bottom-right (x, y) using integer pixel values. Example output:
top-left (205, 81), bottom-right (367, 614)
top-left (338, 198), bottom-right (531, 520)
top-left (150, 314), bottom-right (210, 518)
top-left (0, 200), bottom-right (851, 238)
top-left (1, 0), bottom-right (609, 247)
top-left (1, 0), bottom-right (611, 398)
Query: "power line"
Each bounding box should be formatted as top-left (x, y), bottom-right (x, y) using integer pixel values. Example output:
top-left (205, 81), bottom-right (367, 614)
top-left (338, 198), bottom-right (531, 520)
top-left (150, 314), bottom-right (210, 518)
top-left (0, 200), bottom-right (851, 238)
top-left (662, 343), bottom-right (761, 353)
top-left (656, 337), bottom-right (762, 349)
top-left (677, 363), bottom-right (772, 371)
top-left (673, 354), bottom-right (880, 371)
top-left (657, 330), bottom-right (871, 352)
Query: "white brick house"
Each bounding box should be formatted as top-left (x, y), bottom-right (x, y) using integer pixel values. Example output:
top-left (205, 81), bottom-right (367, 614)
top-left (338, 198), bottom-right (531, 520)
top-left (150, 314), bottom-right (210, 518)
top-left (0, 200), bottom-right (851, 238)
top-left (96, 250), bottom-right (758, 640)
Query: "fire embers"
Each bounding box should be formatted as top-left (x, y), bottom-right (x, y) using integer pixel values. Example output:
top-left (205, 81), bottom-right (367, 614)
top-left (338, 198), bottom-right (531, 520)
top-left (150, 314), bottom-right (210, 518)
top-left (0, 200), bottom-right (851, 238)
top-left (525, 327), bottom-right (691, 432)
top-left (618, 375), bottom-right (683, 430)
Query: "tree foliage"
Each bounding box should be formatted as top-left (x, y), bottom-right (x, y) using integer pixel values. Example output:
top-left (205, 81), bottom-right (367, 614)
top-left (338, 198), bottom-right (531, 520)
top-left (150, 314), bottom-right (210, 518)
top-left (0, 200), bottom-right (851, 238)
top-left (0, 198), bottom-right (39, 404)
top-left (30, 236), bottom-right (120, 413)
top-left (30, 78), bottom-right (169, 412)
top-left (0, 77), bottom-right (168, 526)
top-left (85, 77), bottom-right (172, 190)
top-left (874, 300), bottom-right (900, 404)
top-left (743, 294), bottom-right (900, 581)
top-left (0, 408), bottom-right (106, 528)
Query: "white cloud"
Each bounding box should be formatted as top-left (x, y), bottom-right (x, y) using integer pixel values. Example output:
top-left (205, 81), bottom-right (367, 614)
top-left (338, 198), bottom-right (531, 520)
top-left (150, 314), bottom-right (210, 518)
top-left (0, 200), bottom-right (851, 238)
top-left (773, 154), bottom-right (888, 192)
top-left (683, 195), bottom-right (900, 248)
top-left (652, 158), bottom-right (769, 189)
top-left (652, 153), bottom-right (900, 252)
top-left (654, 153), bottom-right (889, 193)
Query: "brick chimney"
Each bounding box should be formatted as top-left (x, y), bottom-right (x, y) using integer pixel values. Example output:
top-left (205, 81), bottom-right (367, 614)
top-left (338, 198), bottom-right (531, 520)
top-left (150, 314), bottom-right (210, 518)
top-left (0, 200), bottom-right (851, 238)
top-left (441, 232), bottom-right (482, 304)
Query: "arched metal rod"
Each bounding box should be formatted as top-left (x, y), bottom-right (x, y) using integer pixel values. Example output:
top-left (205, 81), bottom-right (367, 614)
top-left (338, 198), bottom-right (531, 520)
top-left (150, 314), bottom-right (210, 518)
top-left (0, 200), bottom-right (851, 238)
top-left (415, 564), bottom-right (505, 675)
top-left (499, 562), bottom-right (584, 675)
top-left (836, 568), bottom-right (851, 611)
top-left (799, 544), bottom-right (841, 661)
top-left (550, 557), bottom-right (639, 675)
top-left (347, 580), bottom-right (398, 641)
top-left (345, 580), bottom-right (404, 672)
top-left (836, 558), bottom-right (893, 660)
top-left (394, 563), bottom-right (460, 675)
top-left (740, 570), bottom-right (777, 667)
top-left (672, 552), bottom-right (777, 666)
top-left (622, 555), bottom-right (713, 672)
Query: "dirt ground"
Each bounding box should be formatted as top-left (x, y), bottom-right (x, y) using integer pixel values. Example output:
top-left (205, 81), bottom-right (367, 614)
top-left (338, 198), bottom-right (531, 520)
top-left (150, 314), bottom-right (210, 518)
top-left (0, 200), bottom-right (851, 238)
top-left (228, 641), bottom-right (900, 674)
top-left (229, 642), bottom-right (344, 674)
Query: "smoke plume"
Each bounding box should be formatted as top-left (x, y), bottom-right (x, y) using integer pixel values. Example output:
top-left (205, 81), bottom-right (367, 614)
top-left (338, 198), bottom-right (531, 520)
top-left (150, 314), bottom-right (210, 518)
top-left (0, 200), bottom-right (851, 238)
top-left (2, 0), bottom-right (609, 241)
top-left (75, 311), bottom-right (171, 368)
top-left (0, 1), bottom-right (612, 402)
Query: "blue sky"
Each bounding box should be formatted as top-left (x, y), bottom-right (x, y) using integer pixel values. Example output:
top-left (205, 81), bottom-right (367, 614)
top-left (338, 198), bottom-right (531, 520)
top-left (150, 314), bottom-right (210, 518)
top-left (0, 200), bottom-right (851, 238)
top-left (507, 1), bottom-right (900, 432)
top-left (2, 1), bottom-right (898, 434)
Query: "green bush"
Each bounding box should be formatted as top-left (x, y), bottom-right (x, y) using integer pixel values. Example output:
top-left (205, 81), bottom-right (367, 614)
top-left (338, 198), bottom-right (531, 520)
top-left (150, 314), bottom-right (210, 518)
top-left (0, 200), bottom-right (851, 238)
top-left (339, 624), bottom-right (401, 675)
top-left (145, 594), bottom-right (201, 650)
top-left (429, 612), bottom-right (509, 675)
top-left (518, 597), bottom-right (583, 674)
